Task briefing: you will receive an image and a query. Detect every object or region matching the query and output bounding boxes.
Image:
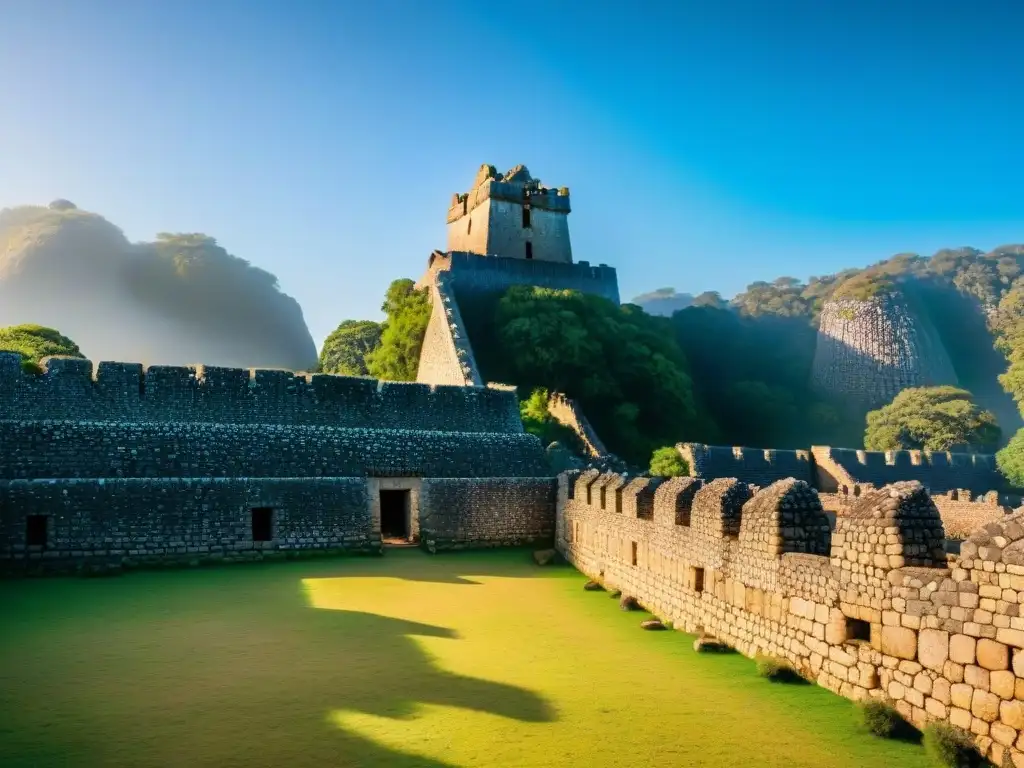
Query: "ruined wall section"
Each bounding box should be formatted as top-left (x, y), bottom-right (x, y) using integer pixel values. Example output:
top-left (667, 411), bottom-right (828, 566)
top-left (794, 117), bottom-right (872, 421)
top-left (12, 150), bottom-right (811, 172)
top-left (558, 472), bottom-right (1024, 766)
top-left (811, 294), bottom-right (957, 409)
top-left (0, 352), bottom-right (518, 432)
top-left (416, 272), bottom-right (482, 387)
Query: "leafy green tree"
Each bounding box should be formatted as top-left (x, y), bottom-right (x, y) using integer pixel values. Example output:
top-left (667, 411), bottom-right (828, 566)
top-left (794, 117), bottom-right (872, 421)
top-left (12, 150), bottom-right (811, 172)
top-left (365, 279), bottom-right (431, 381)
top-left (0, 324), bottom-right (83, 373)
top-left (477, 286), bottom-right (710, 466)
top-left (864, 387), bottom-right (1000, 451)
top-left (997, 429), bottom-right (1024, 486)
top-left (319, 320), bottom-right (382, 376)
top-left (649, 446), bottom-right (688, 477)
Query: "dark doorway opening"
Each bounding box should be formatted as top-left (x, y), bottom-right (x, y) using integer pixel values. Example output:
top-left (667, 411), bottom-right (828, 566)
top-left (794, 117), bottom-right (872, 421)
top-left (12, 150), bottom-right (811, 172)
top-left (380, 490), bottom-right (410, 541)
top-left (251, 507), bottom-right (274, 542)
top-left (26, 515), bottom-right (48, 547)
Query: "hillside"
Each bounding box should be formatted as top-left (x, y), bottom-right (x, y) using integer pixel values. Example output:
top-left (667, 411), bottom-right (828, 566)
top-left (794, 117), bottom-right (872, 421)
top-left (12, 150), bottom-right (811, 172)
top-left (0, 201), bottom-right (317, 370)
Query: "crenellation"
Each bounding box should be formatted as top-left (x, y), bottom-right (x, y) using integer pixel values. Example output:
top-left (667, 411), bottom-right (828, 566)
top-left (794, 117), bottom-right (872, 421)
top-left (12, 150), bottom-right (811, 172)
top-left (558, 475), bottom-right (1024, 762)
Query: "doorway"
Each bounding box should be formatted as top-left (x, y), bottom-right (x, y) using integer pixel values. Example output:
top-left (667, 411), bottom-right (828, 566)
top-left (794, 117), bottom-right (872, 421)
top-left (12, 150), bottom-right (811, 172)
top-left (380, 489), bottom-right (411, 542)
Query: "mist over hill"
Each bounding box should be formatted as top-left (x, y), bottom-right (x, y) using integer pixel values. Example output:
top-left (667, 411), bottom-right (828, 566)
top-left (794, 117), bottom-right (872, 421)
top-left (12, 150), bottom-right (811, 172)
top-left (0, 201), bottom-right (317, 370)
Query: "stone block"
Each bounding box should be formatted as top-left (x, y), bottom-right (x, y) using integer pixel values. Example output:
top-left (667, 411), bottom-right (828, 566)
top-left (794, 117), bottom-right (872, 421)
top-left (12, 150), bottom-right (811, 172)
top-left (978, 639), bottom-right (1010, 671)
top-left (991, 670), bottom-right (1015, 700)
top-left (918, 628), bottom-right (949, 672)
top-left (973, 689), bottom-right (1001, 722)
top-left (950, 683), bottom-right (973, 709)
top-left (881, 625), bottom-right (917, 660)
top-left (950, 634), bottom-right (977, 665)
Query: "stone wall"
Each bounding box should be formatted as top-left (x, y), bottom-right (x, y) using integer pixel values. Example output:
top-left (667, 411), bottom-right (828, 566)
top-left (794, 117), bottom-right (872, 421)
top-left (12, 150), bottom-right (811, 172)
top-left (420, 251), bottom-right (620, 305)
top-left (0, 477), bottom-right (376, 574)
top-left (811, 294), bottom-right (957, 409)
top-left (0, 353), bottom-right (519, 433)
top-left (679, 443), bottom-right (814, 486)
top-left (419, 478), bottom-right (556, 552)
top-left (547, 392), bottom-right (608, 458)
top-left (558, 471), bottom-right (1024, 766)
top-left (811, 445), bottom-right (1000, 495)
top-left (416, 273), bottom-right (483, 387)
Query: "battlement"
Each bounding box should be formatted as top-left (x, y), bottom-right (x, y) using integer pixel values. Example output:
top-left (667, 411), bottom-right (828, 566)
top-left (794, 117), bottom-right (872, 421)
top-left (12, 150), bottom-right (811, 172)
top-left (447, 164), bottom-right (570, 224)
top-left (679, 443), bottom-right (813, 486)
top-left (0, 352), bottom-right (523, 433)
top-left (811, 445), bottom-right (998, 494)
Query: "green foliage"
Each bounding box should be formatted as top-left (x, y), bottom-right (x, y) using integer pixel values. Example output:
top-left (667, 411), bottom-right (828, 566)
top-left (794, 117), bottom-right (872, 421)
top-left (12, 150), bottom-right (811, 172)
top-left (997, 428), bottom-right (1024, 486)
top-left (857, 700), bottom-right (913, 740)
top-left (754, 656), bottom-right (805, 683)
top-left (481, 286), bottom-right (709, 466)
top-left (922, 722), bottom-right (983, 768)
top-left (364, 279), bottom-right (432, 382)
top-left (519, 388), bottom-right (585, 452)
top-left (319, 320), bottom-right (382, 376)
top-left (832, 274), bottom-right (895, 301)
top-left (649, 447), bottom-right (688, 477)
top-left (864, 387), bottom-right (1000, 451)
top-left (671, 307), bottom-right (859, 448)
top-left (0, 324), bottom-right (83, 374)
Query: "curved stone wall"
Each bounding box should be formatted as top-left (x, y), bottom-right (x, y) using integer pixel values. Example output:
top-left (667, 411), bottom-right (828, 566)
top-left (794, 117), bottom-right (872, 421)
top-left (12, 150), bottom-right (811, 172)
top-left (811, 293), bottom-right (957, 408)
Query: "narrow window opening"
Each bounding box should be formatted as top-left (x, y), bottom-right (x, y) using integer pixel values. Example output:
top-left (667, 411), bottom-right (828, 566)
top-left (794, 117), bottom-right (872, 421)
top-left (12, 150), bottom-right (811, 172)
top-left (251, 507), bottom-right (273, 542)
top-left (631, 541), bottom-right (638, 566)
top-left (567, 478), bottom-right (576, 499)
top-left (525, 242), bottom-right (534, 260)
top-left (467, 218), bottom-right (472, 235)
top-left (599, 487), bottom-right (606, 509)
top-left (847, 617), bottom-right (871, 643)
top-left (522, 205), bottom-right (531, 228)
top-left (614, 488), bottom-right (623, 514)
top-left (26, 515), bottom-right (48, 547)
top-left (692, 566), bottom-right (705, 593)
top-left (586, 484), bottom-right (592, 505)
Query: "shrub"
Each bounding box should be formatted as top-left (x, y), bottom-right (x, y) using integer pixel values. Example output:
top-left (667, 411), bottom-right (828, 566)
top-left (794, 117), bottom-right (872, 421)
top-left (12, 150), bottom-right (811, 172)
top-left (858, 700), bottom-right (913, 739)
top-left (755, 655), bottom-right (804, 683)
top-left (922, 722), bottom-right (982, 767)
top-left (649, 446), bottom-right (689, 477)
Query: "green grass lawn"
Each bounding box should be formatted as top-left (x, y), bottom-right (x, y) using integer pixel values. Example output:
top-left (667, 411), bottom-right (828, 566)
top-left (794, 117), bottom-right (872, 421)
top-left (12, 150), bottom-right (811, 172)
top-left (0, 549), bottom-right (934, 767)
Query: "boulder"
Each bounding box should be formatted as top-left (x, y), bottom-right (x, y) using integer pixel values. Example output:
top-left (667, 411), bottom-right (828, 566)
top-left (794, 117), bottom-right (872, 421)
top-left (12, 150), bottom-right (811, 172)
top-left (619, 595), bottom-right (640, 611)
top-left (583, 580), bottom-right (604, 592)
top-left (641, 619), bottom-right (666, 631)
top-left (532, 549), bottom-right (557, 566)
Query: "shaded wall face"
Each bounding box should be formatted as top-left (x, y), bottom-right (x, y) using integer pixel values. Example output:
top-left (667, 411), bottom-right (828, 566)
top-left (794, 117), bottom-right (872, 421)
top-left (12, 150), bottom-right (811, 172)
top-left (483, 200), bottom-right (573, 264)
top-left (0, 478), bottom-right (377, 572)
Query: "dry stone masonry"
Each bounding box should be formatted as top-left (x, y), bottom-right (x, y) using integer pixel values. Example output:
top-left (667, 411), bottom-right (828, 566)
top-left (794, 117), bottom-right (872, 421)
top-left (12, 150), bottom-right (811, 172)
top-left (558, 471), bottom-right (1024, 766)
top-left (812, 293), bottom-right (957, 409)
top-left (0, 352), bottom-right (556, 573)
top-left (679, 441), bottom-right (1013, 539)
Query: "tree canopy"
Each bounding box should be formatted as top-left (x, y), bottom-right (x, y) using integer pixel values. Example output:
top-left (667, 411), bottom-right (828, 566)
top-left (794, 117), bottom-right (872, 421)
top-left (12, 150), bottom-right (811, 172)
top-left (864, 386), bottom-right (1000, 452)
top-left (319, 320), bottom-right (382, 376)
top-left (477, 286), bottom-right (709, 466)
top-left (364, 279), bottom-right (431, 381)
top-left (0, 324), bottom-right (83, 373)
top-left (649, 446), bottom-right (688, 477)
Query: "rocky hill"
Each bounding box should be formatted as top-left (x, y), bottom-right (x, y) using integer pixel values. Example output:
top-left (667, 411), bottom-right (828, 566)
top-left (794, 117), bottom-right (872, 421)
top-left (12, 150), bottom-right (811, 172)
top-left (0, 201), bottom-right (317, 370)
top-left (811, 292), bottom-right (957, 409)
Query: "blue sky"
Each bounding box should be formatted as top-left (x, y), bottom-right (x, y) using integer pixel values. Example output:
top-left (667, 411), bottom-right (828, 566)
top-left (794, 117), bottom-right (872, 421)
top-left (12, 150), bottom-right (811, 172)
top-left (1, 0), bottom-right (1022, 347)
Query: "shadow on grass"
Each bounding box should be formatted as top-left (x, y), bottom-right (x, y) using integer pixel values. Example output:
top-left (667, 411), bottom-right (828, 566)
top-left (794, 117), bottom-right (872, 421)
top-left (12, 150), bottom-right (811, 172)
top-left (0, 548), bottom-right (558, 768)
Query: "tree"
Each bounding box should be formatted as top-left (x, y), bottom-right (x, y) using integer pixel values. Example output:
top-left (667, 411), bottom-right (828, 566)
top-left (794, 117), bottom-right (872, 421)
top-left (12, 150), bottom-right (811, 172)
top-left (0, 324), bottom-right (83, 373)
top-left (319, 320), bottom-right (382, 376)
top-left (864, 387), bottom-right (1000, 451)
top-left (364, 279), bottom-right (432, 381)
top-left (997, 429), bottom-right (1024, 487)
top-left (477, 286), bottom-right (711, 466)
top-left (649, 446), bottom-right (688, 477)
top-left (518, 388), bottom-right (583, 452)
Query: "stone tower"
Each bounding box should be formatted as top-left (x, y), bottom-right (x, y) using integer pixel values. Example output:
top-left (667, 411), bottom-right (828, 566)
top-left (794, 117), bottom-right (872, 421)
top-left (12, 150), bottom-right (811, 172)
top-left (446, 164), bottom-right (573, 263)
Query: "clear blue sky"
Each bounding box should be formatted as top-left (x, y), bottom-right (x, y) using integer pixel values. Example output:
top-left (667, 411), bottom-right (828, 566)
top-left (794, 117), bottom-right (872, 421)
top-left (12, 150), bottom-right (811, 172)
top-left (2, 0), bottom-right (1022, 347)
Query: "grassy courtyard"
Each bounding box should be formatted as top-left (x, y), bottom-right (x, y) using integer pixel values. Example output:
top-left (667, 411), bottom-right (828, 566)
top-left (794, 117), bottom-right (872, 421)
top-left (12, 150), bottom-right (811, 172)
top-left (0, 550), bottom-right (933, 767)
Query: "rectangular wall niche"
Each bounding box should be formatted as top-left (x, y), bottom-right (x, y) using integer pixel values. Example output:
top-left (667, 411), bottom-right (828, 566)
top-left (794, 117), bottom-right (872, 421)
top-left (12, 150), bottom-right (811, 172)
top-left (846, 617), bottom-right (871, 643)
top-left (26, 515), bottom-right (48, 547)
top-left (691, 566), bottom-right (705, 594)
top-left (631, 541), bottom-right (638, 566)
top-left (251, 507), bottom-right (274, 542)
